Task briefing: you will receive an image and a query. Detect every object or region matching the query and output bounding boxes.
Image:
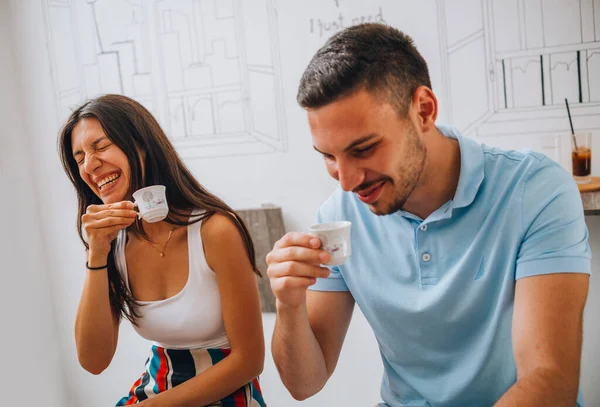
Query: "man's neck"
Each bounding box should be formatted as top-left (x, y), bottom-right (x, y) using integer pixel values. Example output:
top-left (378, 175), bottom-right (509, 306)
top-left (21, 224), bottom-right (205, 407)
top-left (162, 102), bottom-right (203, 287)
top-left (401, 129), bottom-right (461, 220)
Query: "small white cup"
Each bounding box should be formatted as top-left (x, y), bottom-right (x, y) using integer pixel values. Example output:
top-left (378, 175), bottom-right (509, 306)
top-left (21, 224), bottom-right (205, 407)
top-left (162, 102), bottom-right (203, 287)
top-left (132, 185), bottom-right (169, 223)
top-left (309, 221), bottom-right (352, 266)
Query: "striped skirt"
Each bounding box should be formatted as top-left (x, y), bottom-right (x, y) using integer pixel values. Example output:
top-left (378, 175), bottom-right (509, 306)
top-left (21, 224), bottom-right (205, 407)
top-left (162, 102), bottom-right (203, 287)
top-left (116, 345), bottom-right (266, 406)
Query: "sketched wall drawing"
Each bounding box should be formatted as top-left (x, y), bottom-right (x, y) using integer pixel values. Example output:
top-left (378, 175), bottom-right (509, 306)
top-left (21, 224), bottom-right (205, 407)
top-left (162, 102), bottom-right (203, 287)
top-left (43, 0), bottom-right (287, 158)
top-left (437, 0), bottom-right (600, 145)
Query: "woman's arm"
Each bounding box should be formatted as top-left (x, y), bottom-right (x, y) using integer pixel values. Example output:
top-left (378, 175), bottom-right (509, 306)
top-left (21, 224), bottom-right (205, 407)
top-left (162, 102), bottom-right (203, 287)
top-left (141, 213), bottom-right (265, 407)
top-left (75, 201), bottom-right (135, 374)
top-left (74, 249), bottom-right (120, 374)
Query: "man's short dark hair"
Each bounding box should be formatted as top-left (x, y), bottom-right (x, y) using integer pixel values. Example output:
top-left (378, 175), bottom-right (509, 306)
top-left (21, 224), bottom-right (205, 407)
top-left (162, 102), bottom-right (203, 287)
top-left (297, 23), bottom-right (431, 115)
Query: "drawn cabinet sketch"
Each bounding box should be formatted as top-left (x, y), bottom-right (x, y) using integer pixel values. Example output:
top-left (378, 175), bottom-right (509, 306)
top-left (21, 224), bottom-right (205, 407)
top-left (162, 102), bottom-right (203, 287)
top-left (43, 0), bottom-right (287, 158)
top-left (437, 0), bottom-right (493, 134)
top-left (437, 0), bottom-right (600, 157)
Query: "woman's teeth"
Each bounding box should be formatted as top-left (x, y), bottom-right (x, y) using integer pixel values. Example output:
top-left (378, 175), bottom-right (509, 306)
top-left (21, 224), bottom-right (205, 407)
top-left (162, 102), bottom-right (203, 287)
top-left (98, 173), bottom-right (120, 189)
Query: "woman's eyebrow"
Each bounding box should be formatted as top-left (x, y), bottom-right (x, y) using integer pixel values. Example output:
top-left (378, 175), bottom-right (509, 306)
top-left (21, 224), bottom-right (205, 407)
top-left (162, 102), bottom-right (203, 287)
top-left (73, 136), bottom-right (108, 157)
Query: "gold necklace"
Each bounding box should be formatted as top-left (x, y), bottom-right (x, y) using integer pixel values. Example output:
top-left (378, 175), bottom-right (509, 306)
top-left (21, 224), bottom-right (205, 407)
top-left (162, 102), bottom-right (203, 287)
top-left (146, 226), bottom-right (178, 258)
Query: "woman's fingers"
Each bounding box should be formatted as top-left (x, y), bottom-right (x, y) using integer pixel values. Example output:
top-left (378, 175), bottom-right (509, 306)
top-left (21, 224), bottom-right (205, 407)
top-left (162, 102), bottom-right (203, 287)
top-left (84, 215), bottom-right (136, 231)
top-left (83, 208), bottom-right (137, 221)
top-left (85, 201), bottom-right (135, 214)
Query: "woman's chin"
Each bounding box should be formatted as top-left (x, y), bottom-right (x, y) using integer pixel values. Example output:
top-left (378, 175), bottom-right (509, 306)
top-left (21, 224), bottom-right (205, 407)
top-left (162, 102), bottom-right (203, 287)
top-left (95, 174), bottom-right (129, 204)
top-left (98, 189), bottom-right (127, 205)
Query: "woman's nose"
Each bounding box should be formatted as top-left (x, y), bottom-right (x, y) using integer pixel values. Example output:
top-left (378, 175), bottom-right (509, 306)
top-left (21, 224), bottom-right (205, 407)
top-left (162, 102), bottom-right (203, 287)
top-left (83, 153), bottom-right (101, 175)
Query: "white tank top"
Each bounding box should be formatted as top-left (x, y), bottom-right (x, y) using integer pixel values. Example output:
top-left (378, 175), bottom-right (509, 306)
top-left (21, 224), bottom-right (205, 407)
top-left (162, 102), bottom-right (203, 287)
top-left (114, 210), bottom-right (229, 350)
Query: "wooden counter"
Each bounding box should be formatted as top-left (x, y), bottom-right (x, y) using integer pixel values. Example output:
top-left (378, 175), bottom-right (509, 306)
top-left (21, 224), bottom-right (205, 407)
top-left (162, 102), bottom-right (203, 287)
top-left (579, 177), bottom-right (600, 215)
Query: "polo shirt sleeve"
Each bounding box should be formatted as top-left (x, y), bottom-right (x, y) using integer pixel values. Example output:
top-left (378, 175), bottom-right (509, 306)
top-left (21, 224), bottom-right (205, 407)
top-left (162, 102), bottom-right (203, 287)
top-left (515, 157), bottom-right (591, 279)
top-left (308, 199), bottom-right (349, 292)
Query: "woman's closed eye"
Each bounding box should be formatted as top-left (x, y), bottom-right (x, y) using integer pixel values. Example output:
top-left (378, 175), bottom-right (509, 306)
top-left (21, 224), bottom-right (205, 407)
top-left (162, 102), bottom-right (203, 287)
top-left (96, 144), bottom-right (111, 152)
top-left (74, 153), bottom-right (86, 165)
top-left (75, 144), bottom-right (111, 165)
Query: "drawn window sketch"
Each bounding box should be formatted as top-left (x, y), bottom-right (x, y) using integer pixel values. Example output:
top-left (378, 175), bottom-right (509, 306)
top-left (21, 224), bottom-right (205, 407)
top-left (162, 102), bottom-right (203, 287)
top-left (43, 0), bottom-right (287, 159)
top-left (436, 0), bottom-right (600, 161)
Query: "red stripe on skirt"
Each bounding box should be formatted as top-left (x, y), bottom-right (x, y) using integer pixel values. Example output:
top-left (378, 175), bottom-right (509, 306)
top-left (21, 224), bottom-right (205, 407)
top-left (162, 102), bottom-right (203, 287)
top-left (253, 378), bottom-right (263, 396)
top-left (124, 374), bottom-right (144, 405)
top-left (233, 386), bottom-right (247, 406)
top-left (156, 347), bottom-right (169, 392)
top-left (220, 348), bottom-right (247, 406)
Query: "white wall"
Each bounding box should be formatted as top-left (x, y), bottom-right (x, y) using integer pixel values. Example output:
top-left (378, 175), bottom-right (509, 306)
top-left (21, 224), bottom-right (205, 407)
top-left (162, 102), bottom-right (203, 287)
top-left (0, 0), bottom-right (65, 405)
top-left (5, 0), bottom-right (600, 406)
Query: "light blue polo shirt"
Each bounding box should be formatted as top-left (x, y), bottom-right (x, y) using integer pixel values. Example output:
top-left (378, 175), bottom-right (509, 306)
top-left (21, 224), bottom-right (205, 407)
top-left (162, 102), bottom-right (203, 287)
top-left (310, 125), bottom-right (591, 407)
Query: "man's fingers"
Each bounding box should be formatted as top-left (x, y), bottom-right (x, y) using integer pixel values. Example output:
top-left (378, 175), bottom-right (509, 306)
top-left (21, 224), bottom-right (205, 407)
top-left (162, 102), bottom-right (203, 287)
top-left (270, 276), bottom-right (318, 292)
top-left (268, 261), bottom-right (330, 280)
top-left (266, 246), bottom-right (328, 266)
top-left (274, 232), bottom-right (321, 250)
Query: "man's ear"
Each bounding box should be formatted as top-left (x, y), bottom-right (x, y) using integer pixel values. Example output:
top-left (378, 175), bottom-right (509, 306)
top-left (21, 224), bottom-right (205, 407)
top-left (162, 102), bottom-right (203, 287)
top-left (412, 86), bottom-right (438, 133)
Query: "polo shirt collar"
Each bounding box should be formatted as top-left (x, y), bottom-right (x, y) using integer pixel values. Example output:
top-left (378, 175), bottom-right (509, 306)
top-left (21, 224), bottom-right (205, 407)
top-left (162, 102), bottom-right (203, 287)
top-left (439, 125), bottom-right (485, 210)
top-left (396, 125), bottom-right (484, 220)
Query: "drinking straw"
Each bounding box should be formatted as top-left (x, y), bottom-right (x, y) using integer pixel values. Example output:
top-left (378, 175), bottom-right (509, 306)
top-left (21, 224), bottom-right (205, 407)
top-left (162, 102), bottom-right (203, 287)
top-left (565, 98), bottom-right (578, 151)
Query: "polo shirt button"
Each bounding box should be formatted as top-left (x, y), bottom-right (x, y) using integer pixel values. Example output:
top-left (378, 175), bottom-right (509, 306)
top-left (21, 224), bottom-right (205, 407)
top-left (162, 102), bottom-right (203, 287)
top-left (422, 253), bottom-right (431, 262)
top-left (420, 224), bottom-right (428, 232)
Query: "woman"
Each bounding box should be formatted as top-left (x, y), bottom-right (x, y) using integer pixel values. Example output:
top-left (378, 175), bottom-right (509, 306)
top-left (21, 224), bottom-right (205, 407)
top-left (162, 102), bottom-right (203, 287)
top-left (58, 94), bottom-right (266, 406)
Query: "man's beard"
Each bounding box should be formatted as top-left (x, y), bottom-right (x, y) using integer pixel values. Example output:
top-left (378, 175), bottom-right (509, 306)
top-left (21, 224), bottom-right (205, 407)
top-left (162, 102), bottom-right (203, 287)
top-left (371, 128), bottom-right (427, 216)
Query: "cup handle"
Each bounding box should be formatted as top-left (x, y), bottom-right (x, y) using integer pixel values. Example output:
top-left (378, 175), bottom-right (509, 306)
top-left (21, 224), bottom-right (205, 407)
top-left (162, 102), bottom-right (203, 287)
top-left (133, 202), bottom-right (142, 218)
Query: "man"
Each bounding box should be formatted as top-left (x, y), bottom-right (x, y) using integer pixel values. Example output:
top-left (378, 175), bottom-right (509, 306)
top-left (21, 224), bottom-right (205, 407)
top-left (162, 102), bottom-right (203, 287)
top-left (266, 23), bottom-right (591, 406)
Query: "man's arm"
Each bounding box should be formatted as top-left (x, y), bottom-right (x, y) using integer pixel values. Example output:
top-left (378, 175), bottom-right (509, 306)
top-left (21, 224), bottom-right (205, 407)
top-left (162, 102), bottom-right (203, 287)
top-left (272, 289), bottom-right (355, 400)
top-left (494, 273), bottom-right (589, 406)
top-left (267, 231), bottom-right (355, 400)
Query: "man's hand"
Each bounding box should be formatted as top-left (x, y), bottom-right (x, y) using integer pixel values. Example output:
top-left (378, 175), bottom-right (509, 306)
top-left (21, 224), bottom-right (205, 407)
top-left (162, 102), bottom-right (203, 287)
top-left (266, 232), bottom-right (331, 309)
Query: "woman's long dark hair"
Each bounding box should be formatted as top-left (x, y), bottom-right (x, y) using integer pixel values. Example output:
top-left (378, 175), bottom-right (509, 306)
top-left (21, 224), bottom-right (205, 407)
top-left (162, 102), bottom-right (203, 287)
top-left (58, 94), bottom-right (258, 324)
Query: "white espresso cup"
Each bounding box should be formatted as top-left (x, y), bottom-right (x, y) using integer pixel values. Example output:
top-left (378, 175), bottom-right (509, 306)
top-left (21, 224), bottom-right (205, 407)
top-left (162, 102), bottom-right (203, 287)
top-left (308, 221), bottom-right (352, 266)
top-left (132, 185), bottom-right (169, 223)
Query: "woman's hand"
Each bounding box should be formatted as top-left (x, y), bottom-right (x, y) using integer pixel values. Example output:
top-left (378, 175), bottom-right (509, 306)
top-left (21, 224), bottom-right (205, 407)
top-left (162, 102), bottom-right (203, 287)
top-left (82, 201), bottom-right (137, 257)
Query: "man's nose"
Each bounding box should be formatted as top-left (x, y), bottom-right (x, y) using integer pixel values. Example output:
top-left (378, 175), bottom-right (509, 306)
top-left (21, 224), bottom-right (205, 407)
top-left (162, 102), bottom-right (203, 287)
top-left (336, 160), bottom-right (364, 192)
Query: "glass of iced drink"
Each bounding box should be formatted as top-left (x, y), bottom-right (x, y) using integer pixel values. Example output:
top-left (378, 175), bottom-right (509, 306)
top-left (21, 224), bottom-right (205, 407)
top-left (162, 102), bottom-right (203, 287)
top-left (571, 133), bottom-right (592, 184)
